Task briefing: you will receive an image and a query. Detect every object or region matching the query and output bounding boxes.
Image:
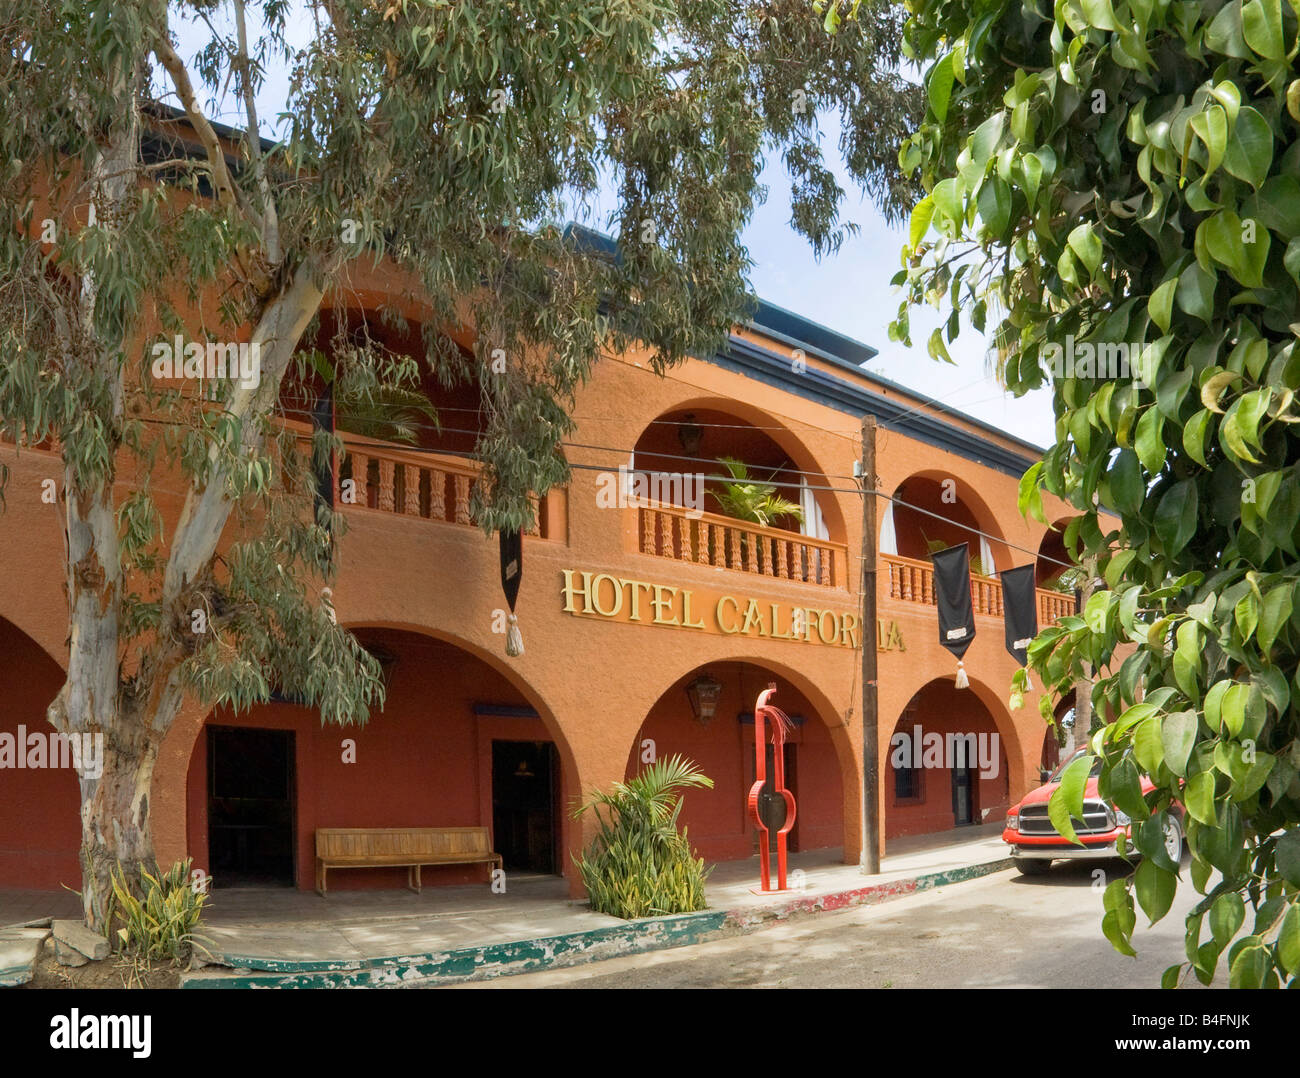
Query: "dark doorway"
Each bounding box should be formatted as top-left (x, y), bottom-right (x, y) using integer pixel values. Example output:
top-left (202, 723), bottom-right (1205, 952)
top-left (951, 755), bottom-right (978, 826)
top-left (753, 742), bottom-right (798, 854)
top-left (492, 741), bottom-right (558, 873)
top-left (207, 727), bottom-right (295, 887)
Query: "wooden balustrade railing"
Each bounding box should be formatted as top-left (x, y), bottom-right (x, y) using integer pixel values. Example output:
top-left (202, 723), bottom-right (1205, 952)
top-left (280, 420), bottom-right (546, 537)
top-left (1037, 588), bottom-right (1077, 625)
top-left (882, 552), bottom-right (1073, 625)
top-left (342, 441), bottom-right (544, 537)
top-left (636, 502), bottom-right (846, 589)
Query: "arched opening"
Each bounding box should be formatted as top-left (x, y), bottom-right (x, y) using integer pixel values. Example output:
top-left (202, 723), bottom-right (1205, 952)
top-left (629, 405), bottom-right (847, 587)
top-left (184, 627), bottom-right (574, 892)
top-left (1036, 517), bottom-right (1081, 588)
top-left (626, 661), bottom-right (847, 864)
top-left (278, 308), bottom-right (561, 537)
top-left (632, 405), bottom-right (844, 542)
top-left (0, 616), bottom-right (79, 890)
top-left (885, 677), bottom-right (1015, 839)
top-left (882, 473), bottom-right (1006, 576)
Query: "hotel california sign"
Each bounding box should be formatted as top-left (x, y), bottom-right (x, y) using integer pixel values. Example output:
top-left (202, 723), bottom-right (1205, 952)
top-left (560, 569), bottom-right (905, 651)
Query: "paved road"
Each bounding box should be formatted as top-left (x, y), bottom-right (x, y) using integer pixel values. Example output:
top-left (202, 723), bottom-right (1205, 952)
top-left (460, 858), bottom-right (1218, 989)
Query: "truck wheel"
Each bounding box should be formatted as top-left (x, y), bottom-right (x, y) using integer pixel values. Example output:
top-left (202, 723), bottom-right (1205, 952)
top-left (1014, 858), bottom-right (1052, 876)
top-left (1163, 815), bottom-right (1184, 863)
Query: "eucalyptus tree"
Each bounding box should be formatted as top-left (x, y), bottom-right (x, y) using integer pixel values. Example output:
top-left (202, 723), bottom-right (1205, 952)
top-left (0, 0), bottom-right (918, 930)
top-left (825, 0), bottom-right (1300, 985)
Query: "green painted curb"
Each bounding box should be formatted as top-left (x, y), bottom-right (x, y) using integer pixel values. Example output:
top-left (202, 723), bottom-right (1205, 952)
top-left (182, 857), bottom-right (1013, 988)
top-left (184, 910), bottom-right (729, 989)
top-left (915, 857), bottom-right (1015, 891)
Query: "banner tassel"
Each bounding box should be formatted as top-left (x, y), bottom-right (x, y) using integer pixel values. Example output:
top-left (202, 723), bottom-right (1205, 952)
top-left (955, 659), bottom-right (969, 689)
top-left (506, 613), bottom-right (524, 657)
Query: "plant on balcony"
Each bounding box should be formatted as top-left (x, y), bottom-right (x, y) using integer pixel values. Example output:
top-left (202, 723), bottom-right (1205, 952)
top-left (709, 457), bottom-right (805, 529)
top-left (305, 348), bottom-right (438, 446)
top-left (708, 458), bottom-right (806, 572)
top-left (1041, 565), bottom-right (1087, 595)
top-left (572, 756), bottom-right (714, 919)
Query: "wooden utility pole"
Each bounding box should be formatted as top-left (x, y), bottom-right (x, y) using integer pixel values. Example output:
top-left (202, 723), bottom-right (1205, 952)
top-left (859, 414), bottom-right (880, 874)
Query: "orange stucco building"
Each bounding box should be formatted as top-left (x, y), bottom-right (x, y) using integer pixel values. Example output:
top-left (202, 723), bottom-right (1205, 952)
top-left (0, 261), bottom-right (1080, 896)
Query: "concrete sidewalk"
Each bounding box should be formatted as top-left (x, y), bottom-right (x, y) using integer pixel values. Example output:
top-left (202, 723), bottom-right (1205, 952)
top-left (1, 823), bottom-right (1013, 988)
top-left (182, 823), bottom-right (1012, 987)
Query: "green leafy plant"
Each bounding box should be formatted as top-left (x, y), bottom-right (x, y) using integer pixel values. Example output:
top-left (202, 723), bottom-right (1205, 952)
top-left (303, 347), bottom-right (439, 446)
top-left (108, 859), bottom-right (214, 967)
top-left (710, 457), bottom-right (805, 528)
top-left (1042, 565), bottom-right (1087, 595)
top-left (572, 755), bottom-right (714, 919)
top-left (829, 0), bottom-right (1300, 987)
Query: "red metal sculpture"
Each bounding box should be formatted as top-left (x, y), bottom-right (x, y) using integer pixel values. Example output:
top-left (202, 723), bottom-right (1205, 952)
top-left (747, 683), bottom-right (797, 892)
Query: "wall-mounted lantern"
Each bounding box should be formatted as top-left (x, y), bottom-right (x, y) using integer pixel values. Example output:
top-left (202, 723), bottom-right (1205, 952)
top-left (685, 671), bottom-right (723, 726)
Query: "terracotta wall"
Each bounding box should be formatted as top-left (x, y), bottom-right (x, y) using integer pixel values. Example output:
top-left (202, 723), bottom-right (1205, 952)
top-left (0, 618), bottom-right (81, 890)
top-left (625, 666), bottom-right (844, 863)
top-left (883, 678), bottom-right (1012, 839)
top-left (0, 286), bottom-right (1076, 895)
top-left (181, 629), bottom-right (559, 890)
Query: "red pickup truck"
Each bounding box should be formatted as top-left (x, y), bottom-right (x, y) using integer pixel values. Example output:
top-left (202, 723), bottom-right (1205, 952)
top-left (1002, 748), bottom-right (1184, 876)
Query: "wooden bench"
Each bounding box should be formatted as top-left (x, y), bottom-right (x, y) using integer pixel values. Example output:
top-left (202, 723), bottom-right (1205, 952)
top-left (314, 827), bottom-right (503, 895)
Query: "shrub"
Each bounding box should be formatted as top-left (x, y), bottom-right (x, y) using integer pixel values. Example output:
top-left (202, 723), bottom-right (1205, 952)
top-left (572, 755), bottom-right (714, 919)
top-left (109, 859), bottom-right (214, 966)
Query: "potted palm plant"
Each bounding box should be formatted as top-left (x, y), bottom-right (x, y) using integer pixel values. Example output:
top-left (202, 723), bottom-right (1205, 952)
top-left (709, 457), bottom-right (805, 528)
top-left (571, 755), bottom-right (715, 919)
top-left (708, 457), bottom-right (804, 572)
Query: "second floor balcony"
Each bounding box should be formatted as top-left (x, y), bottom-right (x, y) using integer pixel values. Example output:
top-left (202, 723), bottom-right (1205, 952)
top-left (883, 552), bottom-right (1076, 627)
top-left (634, 500), bottom-right (847, 589)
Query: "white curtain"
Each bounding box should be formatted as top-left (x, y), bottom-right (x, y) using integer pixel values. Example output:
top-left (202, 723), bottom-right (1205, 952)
top-left (799, 477), bottom-right (829, 582)
top-left (799, 477), bottom-right (829, 539)
top-left (979, 534), bottom-right (994, 577)
top-left (879, 501), bottom-right (898, 556)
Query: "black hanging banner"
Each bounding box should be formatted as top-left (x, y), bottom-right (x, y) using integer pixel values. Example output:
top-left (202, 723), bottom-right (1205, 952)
top-left (311, 384), bottom-right (336, 571)
top-left (1001, 564), bottom-right (1039, 667)
top-left (499, 529), bottom-right (524, 657)
top-left (931, 543), bottom-right (975, 688)
top-left (311, 384), bottom-right (335, 511)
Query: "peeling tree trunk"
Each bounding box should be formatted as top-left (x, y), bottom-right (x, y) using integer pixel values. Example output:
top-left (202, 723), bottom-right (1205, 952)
top-left (77, 730), bottom-right (161, 932)
top-left (1071, 556), bottom-right (1099, 749)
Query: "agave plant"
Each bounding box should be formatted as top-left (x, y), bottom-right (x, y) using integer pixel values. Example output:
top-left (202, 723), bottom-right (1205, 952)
top-left (572, 755), bottom-right (714, 919)
top-left (709, 457), bottom-right (804, 528)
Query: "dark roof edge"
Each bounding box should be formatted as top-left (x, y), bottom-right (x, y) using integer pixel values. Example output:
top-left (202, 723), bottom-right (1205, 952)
top-left (746, 297), bottom-right (877, 369)
top-left (563, 225), bottom-right (880, 370)
top-left (709, 337), bottom-right (1043, 480)
top-left (837, 357), bottom-right (1050, 460)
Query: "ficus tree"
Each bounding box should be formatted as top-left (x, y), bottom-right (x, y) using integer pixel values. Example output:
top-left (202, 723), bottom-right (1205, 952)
top-left (0, 0), bottom-right (919, 931)
top-left (827, 0), bottom-right (1300, 985)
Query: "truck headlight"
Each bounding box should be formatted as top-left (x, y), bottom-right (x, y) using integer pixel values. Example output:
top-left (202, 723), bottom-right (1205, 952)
top-left (1006, 814), bottom-right (1019, 831)
top-left (1115, 809), bottom-right (1131, 827)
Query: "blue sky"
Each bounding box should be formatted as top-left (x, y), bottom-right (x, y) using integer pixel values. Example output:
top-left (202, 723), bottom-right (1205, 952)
top-left (169, 7), bottom-right (1057, 450)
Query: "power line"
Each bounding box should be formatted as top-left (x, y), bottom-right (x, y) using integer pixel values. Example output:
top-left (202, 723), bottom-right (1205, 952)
top-left (124, 407), bottom-right (1075, 572)
top-left (330, 433), bottom-right (1077, 572)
